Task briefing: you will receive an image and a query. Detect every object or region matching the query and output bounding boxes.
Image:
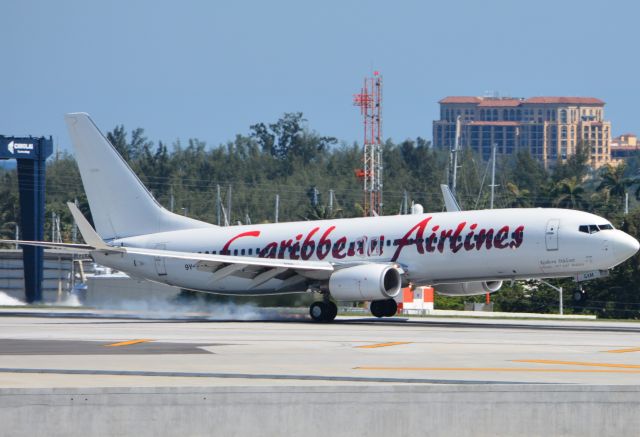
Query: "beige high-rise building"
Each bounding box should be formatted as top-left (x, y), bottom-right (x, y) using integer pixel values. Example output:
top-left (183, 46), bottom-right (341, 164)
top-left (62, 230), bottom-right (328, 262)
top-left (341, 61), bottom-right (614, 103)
top-left (433, 96), bottom-right (611, 168)
top-left (610, 133), bottom-right (638, 164)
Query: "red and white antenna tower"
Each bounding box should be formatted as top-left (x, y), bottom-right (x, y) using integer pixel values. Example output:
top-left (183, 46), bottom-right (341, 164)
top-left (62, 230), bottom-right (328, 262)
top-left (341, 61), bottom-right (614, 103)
top-left (353, 71), bottom-right (383, 217)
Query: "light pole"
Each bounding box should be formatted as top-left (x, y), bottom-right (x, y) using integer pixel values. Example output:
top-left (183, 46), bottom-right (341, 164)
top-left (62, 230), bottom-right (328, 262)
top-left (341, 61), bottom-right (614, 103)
top-left (539, 280), bottom-right (563, 315)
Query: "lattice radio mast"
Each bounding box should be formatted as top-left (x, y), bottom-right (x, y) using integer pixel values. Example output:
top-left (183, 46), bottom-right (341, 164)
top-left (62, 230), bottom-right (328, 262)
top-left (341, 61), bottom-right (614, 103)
top-left (353, 71), bottom-right (383, 216)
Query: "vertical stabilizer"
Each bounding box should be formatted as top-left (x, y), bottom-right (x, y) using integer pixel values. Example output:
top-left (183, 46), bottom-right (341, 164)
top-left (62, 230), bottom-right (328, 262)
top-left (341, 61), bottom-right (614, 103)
top-left (440, 184), bottom-right (462, 212)
top-left (65, 113), bottom-right (214, 240)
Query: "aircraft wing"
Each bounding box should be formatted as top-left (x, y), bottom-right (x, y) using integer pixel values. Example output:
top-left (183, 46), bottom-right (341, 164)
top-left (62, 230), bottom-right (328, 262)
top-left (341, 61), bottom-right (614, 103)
top-left (124, 246), bottom-right (336, 288)
top-left (67, 201), bottom-right (335, 288)
top-left (123, 246), bottom-right (333, 270)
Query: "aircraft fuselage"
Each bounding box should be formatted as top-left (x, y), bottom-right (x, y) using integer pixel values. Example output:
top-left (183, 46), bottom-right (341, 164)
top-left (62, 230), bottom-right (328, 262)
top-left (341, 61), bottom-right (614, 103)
top-left (92, 207), bottom-right (636, 296)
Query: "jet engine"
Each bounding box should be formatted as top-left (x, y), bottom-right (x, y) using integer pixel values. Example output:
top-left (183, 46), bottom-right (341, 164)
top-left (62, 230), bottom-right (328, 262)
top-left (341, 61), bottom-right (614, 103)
top-left (328, 264), bottom-right (402, 301)
top-left (434, 280), bottom-right (503, 296)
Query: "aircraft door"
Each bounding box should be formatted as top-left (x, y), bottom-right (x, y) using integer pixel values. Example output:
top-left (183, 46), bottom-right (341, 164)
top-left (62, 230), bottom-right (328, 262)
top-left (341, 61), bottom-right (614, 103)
top-left (153, 243), bottom-right (168, 276)
top-left (545, 219), bottom-right (559, 251)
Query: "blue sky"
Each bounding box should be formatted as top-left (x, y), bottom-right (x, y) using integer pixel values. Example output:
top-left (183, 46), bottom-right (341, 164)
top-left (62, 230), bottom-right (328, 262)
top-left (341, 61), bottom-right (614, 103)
top-left (1, 0), bottom-right (638, 152)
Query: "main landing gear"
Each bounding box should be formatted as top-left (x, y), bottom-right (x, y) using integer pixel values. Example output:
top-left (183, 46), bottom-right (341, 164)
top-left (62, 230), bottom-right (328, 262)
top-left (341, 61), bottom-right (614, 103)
top-left (310, 300), bottom-right (338, 322)
top-left (370, 299), bottom-right (397, 318)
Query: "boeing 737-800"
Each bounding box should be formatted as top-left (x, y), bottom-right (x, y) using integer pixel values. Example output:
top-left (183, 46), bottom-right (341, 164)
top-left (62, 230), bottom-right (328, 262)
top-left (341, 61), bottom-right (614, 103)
top-left (3, 113), bottom-right (638, 321)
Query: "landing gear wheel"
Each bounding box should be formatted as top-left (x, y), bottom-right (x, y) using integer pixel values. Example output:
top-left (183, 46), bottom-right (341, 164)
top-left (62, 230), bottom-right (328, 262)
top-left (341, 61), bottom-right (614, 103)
top-left (310, 302), bottom-right (326, 322)
top-left (326, 301), bottom-right (338, 321)
top-left (370, 299), bottom-right (397, 318)
top-left (383, 299), bottom-right (398, 317)
top-left (310, 301), bottom-right (337, 322)
top-left (370, 300), bottom-right (385, 318)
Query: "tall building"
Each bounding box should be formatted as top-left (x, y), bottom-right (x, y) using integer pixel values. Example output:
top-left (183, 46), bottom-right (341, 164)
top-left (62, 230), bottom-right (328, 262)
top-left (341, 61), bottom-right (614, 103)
top-left (610, 133), bottom-right (638, 164)
top-left (433, 96), bottom-right (611, 168)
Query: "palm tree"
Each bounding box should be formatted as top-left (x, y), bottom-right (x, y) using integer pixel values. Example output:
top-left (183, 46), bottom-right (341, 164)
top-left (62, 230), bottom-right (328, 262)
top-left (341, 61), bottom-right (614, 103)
top-left (302, 204), bottom-right (344, 221)
top-left (597, 163), bottom-right (634, 205)
top-left (505, 182), bottom-right (531, 208)
top-left (553, 177), bottom-right (585, 209)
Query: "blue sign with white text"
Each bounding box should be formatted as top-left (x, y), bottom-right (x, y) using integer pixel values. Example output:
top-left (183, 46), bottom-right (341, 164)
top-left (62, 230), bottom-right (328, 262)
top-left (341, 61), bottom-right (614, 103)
top-left (0, 136), bottom-right (52, 160)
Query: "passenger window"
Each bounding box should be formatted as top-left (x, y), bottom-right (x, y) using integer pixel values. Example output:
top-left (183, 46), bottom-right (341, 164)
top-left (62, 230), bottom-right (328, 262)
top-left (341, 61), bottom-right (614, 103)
top-left (233, 249), bottom-right (238, 255)
top-left (241, 249), bottom-right (245, 256)
top-left (386, 240), bottom-right (391, 247)
top-left (248, 249), bottom-right (253, 255)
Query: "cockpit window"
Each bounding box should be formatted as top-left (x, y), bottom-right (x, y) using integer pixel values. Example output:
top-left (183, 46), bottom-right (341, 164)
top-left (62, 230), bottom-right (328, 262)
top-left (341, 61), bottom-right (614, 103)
top-left (579, 224), bottom-right (607, 234)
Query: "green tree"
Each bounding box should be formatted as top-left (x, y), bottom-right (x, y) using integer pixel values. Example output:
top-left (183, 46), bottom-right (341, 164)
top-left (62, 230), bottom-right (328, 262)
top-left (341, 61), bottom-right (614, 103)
top-left (504, 182), bottom-right (531, 207)
top-left (553, 177), bottom-right (585, 209)
top-left (106, 125), bottom-right (130, 161)
top-left (553, 141), bottom-right (590, 182)
top-left (0, 171), bottom-right (19, 240)
top-left (505, 149), bottom-right (548, 205)
top-left (597, 163), bottom-right (634, 206)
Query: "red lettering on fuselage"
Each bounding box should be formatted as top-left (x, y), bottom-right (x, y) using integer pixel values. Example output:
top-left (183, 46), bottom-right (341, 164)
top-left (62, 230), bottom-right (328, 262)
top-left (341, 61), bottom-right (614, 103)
top-left (316, 226), bottom-right (335, 260)
top-left (390, 218), bottom-right (431, 262)
top-left (220, 217), bottom-right (525, 263)
top-left (222, 230), bottom-right (260, 254)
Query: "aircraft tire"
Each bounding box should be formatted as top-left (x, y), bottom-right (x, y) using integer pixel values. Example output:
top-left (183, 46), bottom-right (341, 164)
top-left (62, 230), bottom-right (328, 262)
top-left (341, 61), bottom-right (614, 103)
top-left (310, 302), bottom-right (327, 322)
top-left (370, 300), bottom-right (385, 318)
top-left (310, 301), bottom-right (337, 322)
top-left (383, 299), bottom-right (398, 317)
top-left (371, 299), bottom-right (397, 318)
top-left (326, 301), bottom-right (338, 321)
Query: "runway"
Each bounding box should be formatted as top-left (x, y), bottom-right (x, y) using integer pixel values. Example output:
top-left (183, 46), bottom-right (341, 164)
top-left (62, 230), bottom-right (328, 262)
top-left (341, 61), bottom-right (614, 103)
top-left (0, 309), bottom-right (639, 387)
top-left (2, 309), bottom-right (640, 436)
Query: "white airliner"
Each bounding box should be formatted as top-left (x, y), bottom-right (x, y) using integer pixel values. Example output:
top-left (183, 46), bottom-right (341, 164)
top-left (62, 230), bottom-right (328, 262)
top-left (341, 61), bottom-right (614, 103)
top-left (3, 113), bottom-right (639, 321)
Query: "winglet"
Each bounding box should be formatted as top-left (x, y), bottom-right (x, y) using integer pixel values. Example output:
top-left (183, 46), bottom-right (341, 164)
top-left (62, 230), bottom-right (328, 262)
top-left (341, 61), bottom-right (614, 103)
top-left (67, 202), bottom-right (121, 251)
top-left (440, 184), bottom-right (462, 212)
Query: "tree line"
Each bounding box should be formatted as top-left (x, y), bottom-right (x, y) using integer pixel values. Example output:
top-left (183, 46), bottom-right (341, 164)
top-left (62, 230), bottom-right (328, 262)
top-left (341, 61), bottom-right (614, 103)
top-left (1, 112), bottom-right (640, 318)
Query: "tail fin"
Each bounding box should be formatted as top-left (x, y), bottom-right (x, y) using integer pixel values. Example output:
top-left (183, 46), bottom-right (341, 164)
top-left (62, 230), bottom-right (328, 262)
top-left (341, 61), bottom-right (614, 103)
top-left (64, 113), bottom-right (214, 240)
top-left (440, 184), bottom-right (462, 212)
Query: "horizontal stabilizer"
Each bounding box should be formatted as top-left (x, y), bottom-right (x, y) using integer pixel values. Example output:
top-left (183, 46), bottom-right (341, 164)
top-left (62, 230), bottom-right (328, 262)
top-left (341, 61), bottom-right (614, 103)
top-left (67, 202), bottom-right (122, 252)
top-left (0, 240), bottom-right (92, 254)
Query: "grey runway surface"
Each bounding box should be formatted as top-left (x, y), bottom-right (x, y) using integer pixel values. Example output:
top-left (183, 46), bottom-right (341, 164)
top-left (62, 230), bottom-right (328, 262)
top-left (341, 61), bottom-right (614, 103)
top-left (0, 309), bottom-right (639, 388)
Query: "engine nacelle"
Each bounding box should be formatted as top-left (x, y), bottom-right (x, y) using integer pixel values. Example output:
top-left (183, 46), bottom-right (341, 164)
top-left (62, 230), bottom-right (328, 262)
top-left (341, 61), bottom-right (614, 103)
top-left (435, 280), bottom-right (503, 296)
top-left (328, 264), bottom-right (402, 301)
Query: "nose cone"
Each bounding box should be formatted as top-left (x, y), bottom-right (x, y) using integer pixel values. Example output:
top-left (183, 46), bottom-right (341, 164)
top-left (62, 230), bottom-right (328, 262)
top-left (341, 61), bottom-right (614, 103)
top-left (612, 231), bottom-right (640, 264)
